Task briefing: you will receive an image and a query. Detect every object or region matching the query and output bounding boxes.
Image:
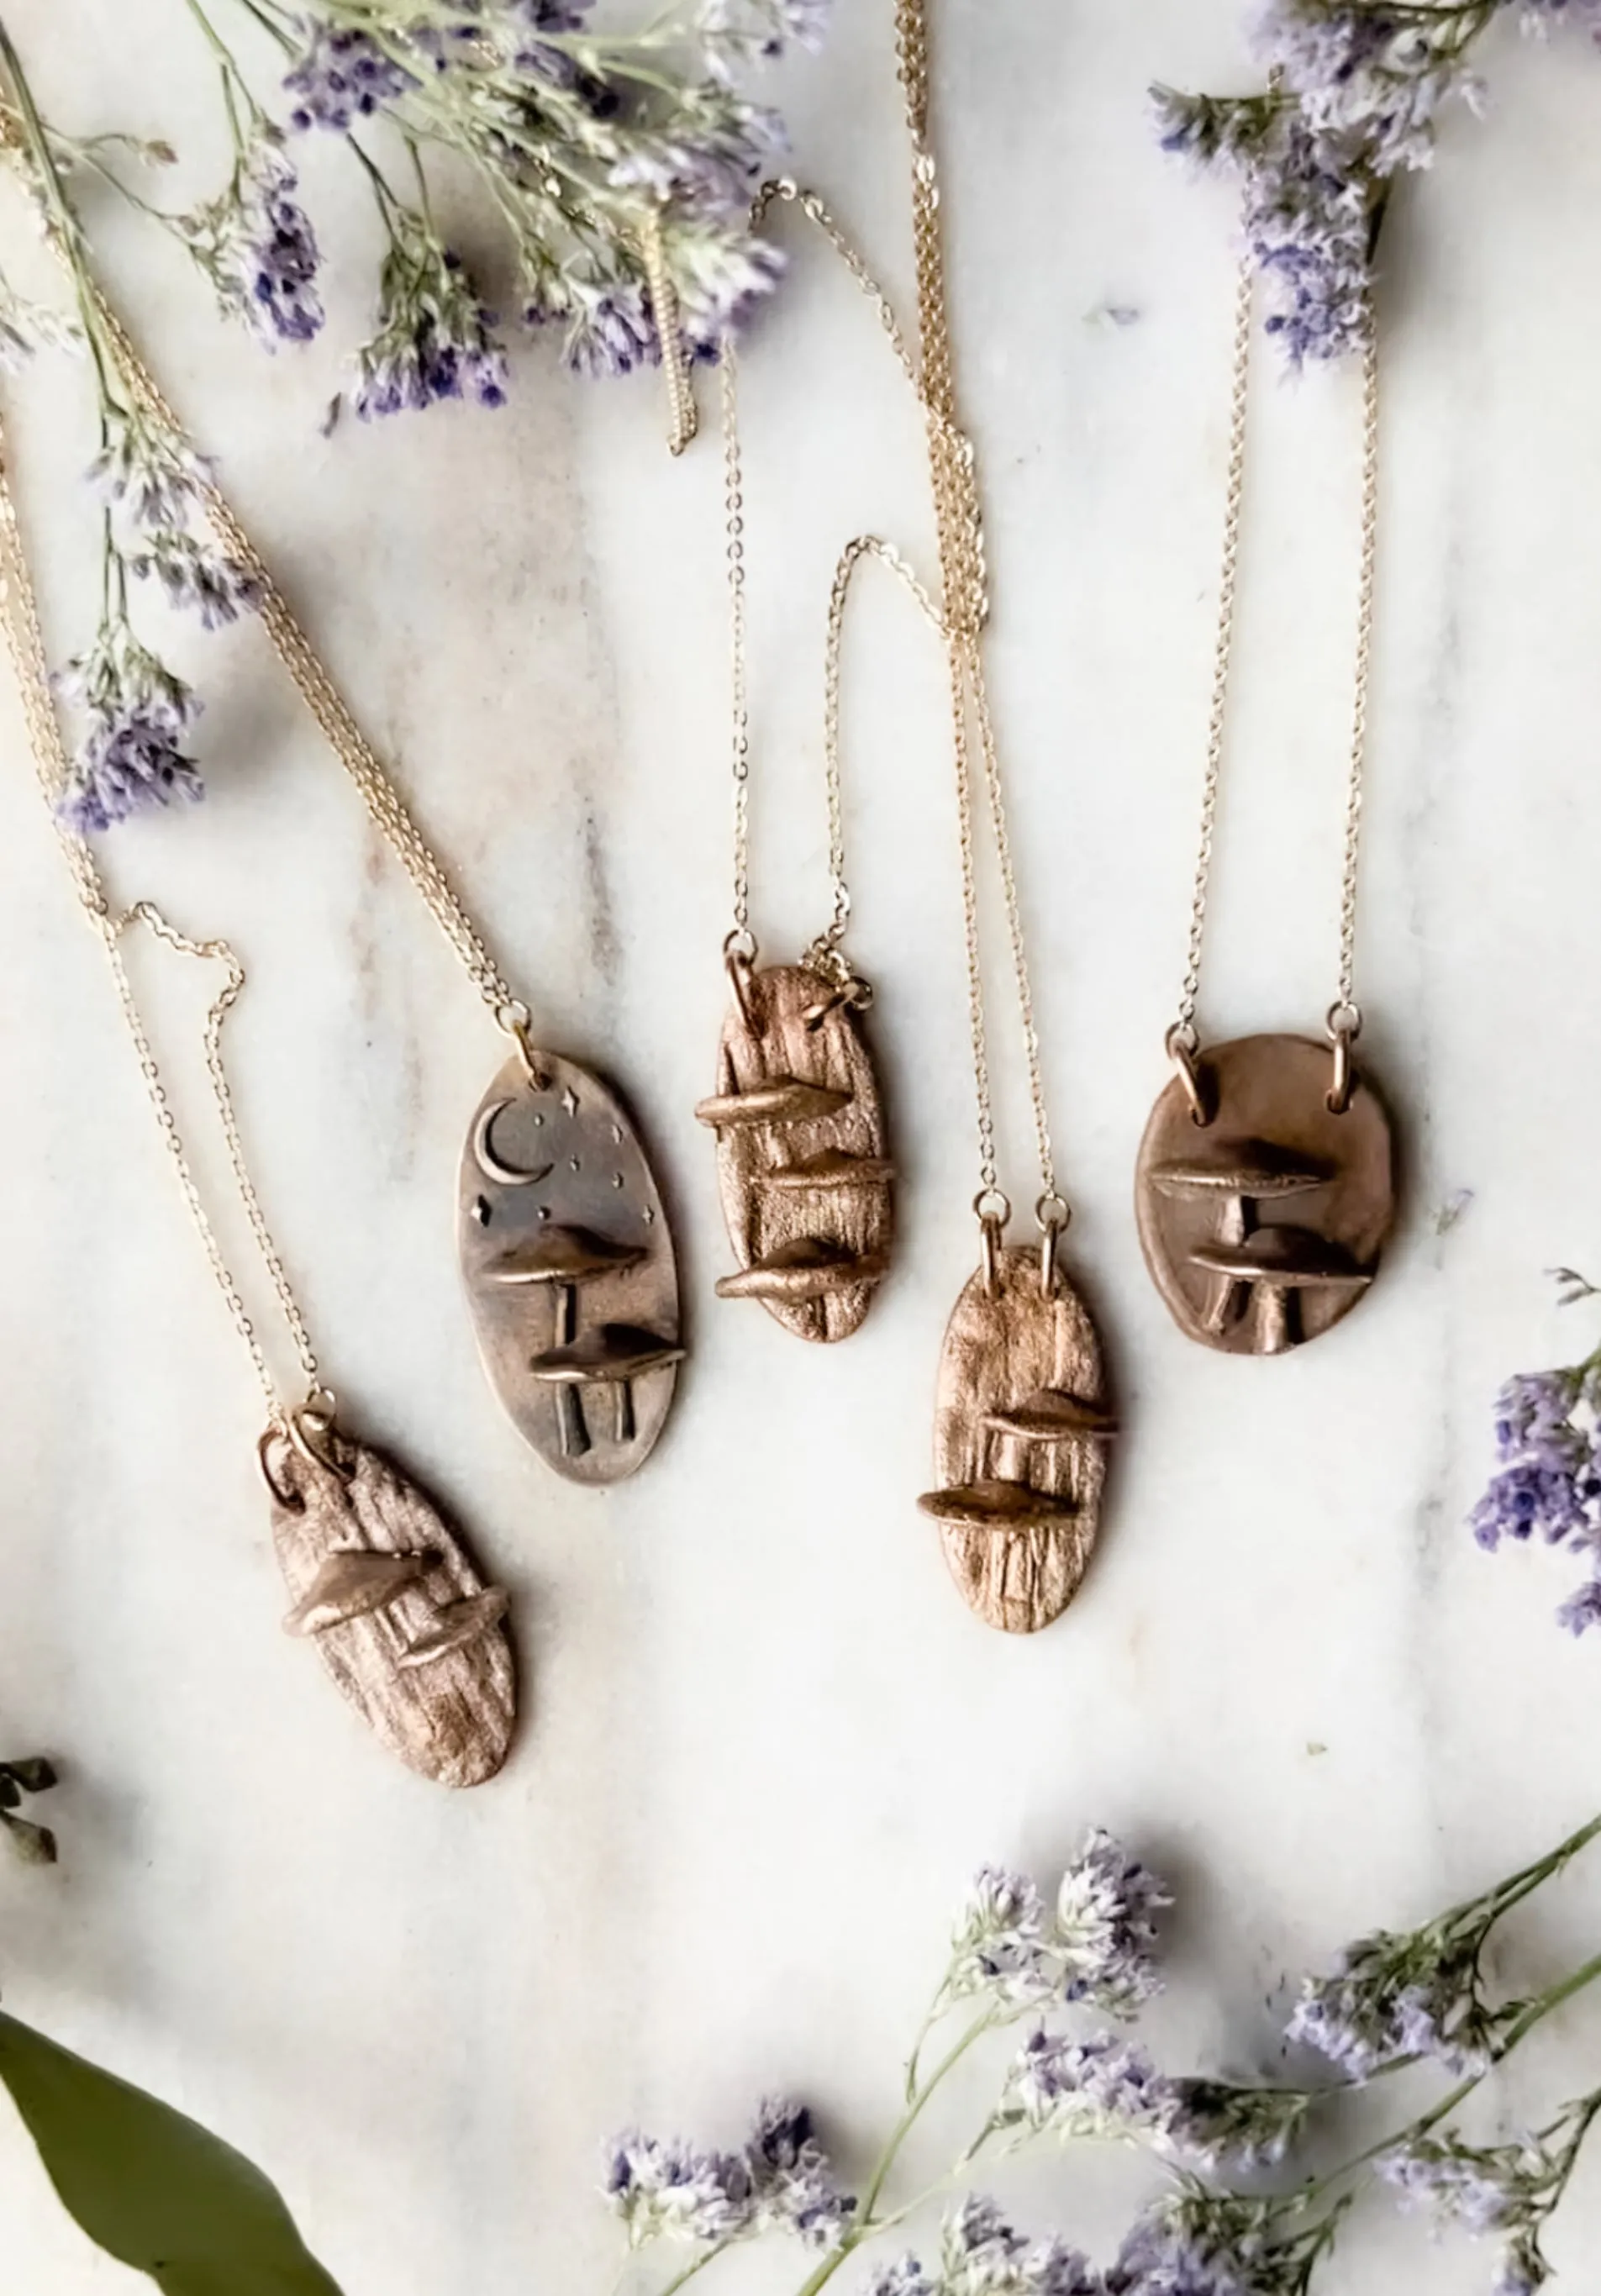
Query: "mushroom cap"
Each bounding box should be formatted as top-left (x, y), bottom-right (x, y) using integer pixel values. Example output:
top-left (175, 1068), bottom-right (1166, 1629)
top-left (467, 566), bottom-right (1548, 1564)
top-left (757, 1149), bottom-right (896, 1193)
top-left (282, 1548), bottom-right (434, 1638)
top-left (695, 1079), bottom-right (853, 1130)
top-left (982, 1388), bottom-right (1119, 1443)
top-left (917, 1479), bottom-right (1079, 1534)
top-left (716, 1237), bottom-right (889, 1303)
top-left (1188, 1224), bottom-right (1372, 1290)
top-left (396, 1588), bottom-right (510, 1671)
top-left (1149, 1135), bottom-right (1333, 1200)
top-left (528, 1324), bottom-right (687, 1385)
top-left (484, 1226), bottom-right (645, 1286)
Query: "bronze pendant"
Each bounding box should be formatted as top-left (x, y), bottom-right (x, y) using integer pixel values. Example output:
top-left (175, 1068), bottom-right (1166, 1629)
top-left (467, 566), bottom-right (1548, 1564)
top-left (260, 1424), bottom-right (514, 1788)
top-left (696, 959), bottom-right (894, 1343)
top-left (919, 1245), bottom-right (1116, 1635)
top-left (459, 1052), bottom-right (683, 1482)
top-left (1135, 1032), bottom-right (1395, 1356)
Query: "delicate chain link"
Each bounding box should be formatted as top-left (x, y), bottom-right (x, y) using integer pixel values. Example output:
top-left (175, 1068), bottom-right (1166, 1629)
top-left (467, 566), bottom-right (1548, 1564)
top-left (814, 534), bottom-right (944, 974)
top-left (893, 0), bottom-right (1055, 1217)
top-left (721, 345), bottom-right (753, 945)
top-left (0, 412), bottom-right (316, 1424)
top-left (86, 287), bottom-right (530, 1041)
top-left (1173, 224), bottom-right (1381, 1051)
top-left (1174, 252), bottom-right (1253, 1051)
top-left (639, 206), bottom-right (698, 458)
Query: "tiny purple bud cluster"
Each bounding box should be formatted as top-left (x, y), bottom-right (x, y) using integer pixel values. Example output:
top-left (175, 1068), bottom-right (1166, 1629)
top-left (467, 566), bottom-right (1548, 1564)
top-left (604, 2096), bottom-right (854, 2258)
top-left (282, 20), bottom-right (418, 133)
top-left (1471, 1358), bottom-right (1601, 1633)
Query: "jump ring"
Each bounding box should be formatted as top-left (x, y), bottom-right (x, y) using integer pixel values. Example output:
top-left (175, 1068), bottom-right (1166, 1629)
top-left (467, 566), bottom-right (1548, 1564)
top-left (1165, 1024), bottom-right (1212, 1129)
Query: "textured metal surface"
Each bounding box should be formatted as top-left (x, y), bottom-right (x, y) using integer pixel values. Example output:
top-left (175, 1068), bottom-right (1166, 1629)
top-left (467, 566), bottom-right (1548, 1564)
top-left (460, 1053), bottom-right (682, 1482)
top-left (262, 1430), bottom-right (514, 1788)
top-left (919, 1245), bottom-right (1114, 1635)
top-left (698, 962), bottom-right (893, 1344)
top-left (1135, 1032), bottom-right (1395, 1356)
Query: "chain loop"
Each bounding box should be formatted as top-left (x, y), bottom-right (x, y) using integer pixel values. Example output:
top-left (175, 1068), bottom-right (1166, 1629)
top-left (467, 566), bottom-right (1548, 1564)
top-left (1172, 224), bottom-right (1380, 1054)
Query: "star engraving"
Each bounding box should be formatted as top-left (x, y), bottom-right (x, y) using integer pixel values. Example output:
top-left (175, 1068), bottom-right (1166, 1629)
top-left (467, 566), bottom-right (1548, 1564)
top-left (561, 1085), bottom-right (580, 1118)
top-left (472, 1196), bottom-right (492, 1227)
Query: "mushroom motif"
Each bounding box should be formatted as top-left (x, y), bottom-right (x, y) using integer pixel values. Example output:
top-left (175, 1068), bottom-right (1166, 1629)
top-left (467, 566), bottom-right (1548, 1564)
top-left (1148, 1135), bottom-right (1335, 1336)
top-left (528, 1323), bottom-right (688, 1446)
top-left (282, 1547), bottom-right (509, 1671)
top-left (714, 1235), bottom-right (890, 1304)
top-left (1188, 1225), bottom-right (1372, 1356)
top-left (756, 1149), bottom-right (897, 1193)
top-left (694, 1079), bottom-right (854, 1130)
top-left (487, 1227), bottom-right (647, 1457)
top-left (916, 1480), bottom-right (1078, 1535)
top-left (396, 1588), bottom-right (511, 1671)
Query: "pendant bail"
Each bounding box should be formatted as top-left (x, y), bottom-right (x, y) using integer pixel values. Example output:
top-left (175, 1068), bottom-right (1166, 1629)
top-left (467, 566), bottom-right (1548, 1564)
top-left (1035, 1193), bottom-right (1070, 1300)
top-left (289, 1390), bottom-right (352, 1483)
top-left (973, 1188), bottom-right (1010, 1296)
top-left (1165, 1024), bottom-right (1213, 1128)
top-left (1325, 1001), bottom-right (1362, 1115)
top-left (723, 929), bottom-right (759, 1032)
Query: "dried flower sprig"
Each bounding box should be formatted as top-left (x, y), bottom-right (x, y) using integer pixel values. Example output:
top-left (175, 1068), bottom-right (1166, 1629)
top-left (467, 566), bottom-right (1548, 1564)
top-left (0, 0), bottom-right (826, 832)
top-left (1470, 1269), bottom-right (1601, 1631)
top-left (603, 1815), bottom-right (1601, 2294)
top-left (1154, 2), bottom-right (1601, 363)
top-left (0, 1756), bottom-right (57, 1865)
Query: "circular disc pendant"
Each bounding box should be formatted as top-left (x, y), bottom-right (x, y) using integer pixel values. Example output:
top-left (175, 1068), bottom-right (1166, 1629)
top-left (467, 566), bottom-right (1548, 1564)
top-left (918, 1245), bottom-right (1116, 1635)
top-left (1135, 1033), bottom-right (1395, 1356)
top-left (695, 962), bottom-right (894, 1345)
top-left (459, 1052), bottom-right (683, 1482)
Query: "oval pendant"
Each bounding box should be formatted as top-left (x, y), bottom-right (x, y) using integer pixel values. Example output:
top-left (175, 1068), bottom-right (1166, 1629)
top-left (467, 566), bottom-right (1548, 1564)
top-left (918, 1245), bottom-right (1116, 1635)
top-left (459, 1052), bottom-right (683, 1482)
top-left (1135, 1032), bottom-right (1396, 1356)
top-left (695, 962), bottom-right (894, 1344)
top-left (260, 1427), bottom-right (515, 1788)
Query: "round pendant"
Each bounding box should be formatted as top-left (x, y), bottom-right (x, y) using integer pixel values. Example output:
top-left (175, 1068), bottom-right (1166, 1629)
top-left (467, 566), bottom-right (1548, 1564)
top-left (1135, 1032), bottom-right (1395, 1356)
top-left (696, 961), bottom-right (894, 1344)
top-left (918, 1245), bottom-right (1116, 1635)
top-left (459, 1052), bottom-right (683, 1482)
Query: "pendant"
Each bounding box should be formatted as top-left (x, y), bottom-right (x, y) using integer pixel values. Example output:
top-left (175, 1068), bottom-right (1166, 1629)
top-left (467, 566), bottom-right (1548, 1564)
top-left (919, 1240), bottom-right (1116, 1635)
top-left (459, 1051), bottom-right (683, 1481)
top-left (696, 955), bottom-right (894, 1344)
top-left (259, 1417), bottom-right (515, 1788)
top-left (1135, 1032), bottom-right (1395, 1356)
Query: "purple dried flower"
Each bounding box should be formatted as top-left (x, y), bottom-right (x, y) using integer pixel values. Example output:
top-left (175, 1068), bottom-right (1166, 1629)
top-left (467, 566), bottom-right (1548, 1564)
top-left (178, 134), bottom-right (323, 348)
top-left (55, 634), bottom-right (204, 835)
top-left (1053, 1828), bottom-right (1170, 2014)
top-left (87, 413), bottom-right (210, 530)
top-left (282, 19), bottom-right (418, 133)
top-left (126, 531), bottom-right (263, 630)
top-left (1002, 2027), bottom-right (1177, 2141)
top-left (742, 2098), bottom-right (856, 2251)
top-left (1163, 2077), bottom-right (1311, 2172)
top-left (348, 230), bottom-right (508, 419)
top-left (1557, 1577), bottom-right (1601, 1635)
top-left (1288, 1926), bottom-right (1491, 2082)
top-left (866, 2260), bottom-right (938, 2296)
top-left (945, 1866), bottom-right (1055, 2009)
top-left (603, 2129), bottom-right (750, 2248)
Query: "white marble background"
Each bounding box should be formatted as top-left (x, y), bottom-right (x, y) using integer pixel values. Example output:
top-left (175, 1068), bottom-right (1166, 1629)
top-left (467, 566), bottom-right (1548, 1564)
top-left (3, 1), bottom-right (1601, 2288)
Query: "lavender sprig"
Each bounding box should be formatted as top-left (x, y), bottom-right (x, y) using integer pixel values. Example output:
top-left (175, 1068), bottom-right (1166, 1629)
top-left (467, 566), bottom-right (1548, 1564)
top-left (1471, 1274), bottom-right (1601, 1630)
top-left (604, 1816), bottom-right (1601, 2296)
top-left (1155, 1), bottom-right (1601, 361)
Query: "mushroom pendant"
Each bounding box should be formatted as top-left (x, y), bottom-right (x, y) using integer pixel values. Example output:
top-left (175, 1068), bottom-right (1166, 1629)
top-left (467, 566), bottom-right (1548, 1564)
top-left (696, 951), bottom-right (894, 1344)
top-left (1135, 1033), bottom-right (1396, 1356)
top-left (260, 1415), bottom-right (515, 1788)
top-left (919, 1234), bottom-right (1116, 1635)
top-left (459, 1051), bottom-right (683, 1481)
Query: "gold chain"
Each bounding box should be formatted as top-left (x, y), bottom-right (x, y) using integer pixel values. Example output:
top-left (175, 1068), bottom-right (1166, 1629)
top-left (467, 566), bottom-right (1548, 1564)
top-left (85, 285), bottom-right (535, 1051)
top-left (0, 409), bottom-right (320, 1424)
top-left (640, 207), bottom-right (699, 458)
top-left (893, 0), bottom-right (1059, 1226)
top-left (1173, 240), bottom-right (1381, 1061)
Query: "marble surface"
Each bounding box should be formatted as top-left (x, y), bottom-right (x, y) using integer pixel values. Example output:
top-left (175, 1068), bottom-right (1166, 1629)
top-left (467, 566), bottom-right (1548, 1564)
top-left (4, 3), bottom-right (1601, 2289)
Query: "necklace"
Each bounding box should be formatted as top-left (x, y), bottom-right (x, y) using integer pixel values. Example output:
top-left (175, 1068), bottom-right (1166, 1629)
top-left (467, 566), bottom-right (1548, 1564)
top-left (892, 0), bottom-right (1118, 1635)
top-left (0, 412), bottom-right (514, 1788)
top-left (1135, 244), bottom-right (1397, 1359)
top-left (85, 288), bottom-right (686, 1480)
top-left (694, 324), bottom-right (899, 1345)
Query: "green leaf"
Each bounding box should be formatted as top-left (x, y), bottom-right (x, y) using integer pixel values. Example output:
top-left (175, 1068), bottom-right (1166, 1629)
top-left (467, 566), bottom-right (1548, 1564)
top-left (0, 2012), bottom-right (345, 2295)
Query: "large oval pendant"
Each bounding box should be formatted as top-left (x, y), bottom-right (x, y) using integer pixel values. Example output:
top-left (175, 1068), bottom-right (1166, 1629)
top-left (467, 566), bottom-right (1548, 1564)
top-left (260, 1426), bottom-right (515, 1788)
top-left (919, 1246), bottom-right (1116, 1635)
top-left (695, 961), bottom-right (894, 1344)
top-left (1135, 1032), bottom-right (1396, 1356)
top-left (459, 1052), bottom-right (682, 1482)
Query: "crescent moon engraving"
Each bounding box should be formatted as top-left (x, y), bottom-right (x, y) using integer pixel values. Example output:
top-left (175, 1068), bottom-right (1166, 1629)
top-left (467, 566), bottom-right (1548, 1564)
top-left (472, 1101), bottom-right (554, 1189)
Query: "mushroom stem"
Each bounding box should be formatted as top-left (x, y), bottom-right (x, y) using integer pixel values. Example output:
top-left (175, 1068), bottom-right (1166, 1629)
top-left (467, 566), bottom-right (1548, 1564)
top-left (1203, 1276), bottom-right (1250, 1335)
top-left (1218, 1193), bottom-right (1251, 1249)
top-left (1256, 1284), bottom-right (1293, 1355)
top-left (552, 1280), bottom-right (590, 1458)
top-left (613, 1381), bottom-right (636, 1445)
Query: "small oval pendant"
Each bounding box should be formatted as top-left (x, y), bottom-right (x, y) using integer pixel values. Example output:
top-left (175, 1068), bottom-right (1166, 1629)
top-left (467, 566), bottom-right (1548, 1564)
top-left (459, 1052), bottom-right (683, 1482)
top-left (695, 961), bottom-right (894, 1344)
top-left (260, 1427), bottom-right (515, 1788)
top-left (919, 1245), bottom-right (1115, 1635)
top-left (1135, 1032), bottom-right (1396, 1356)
